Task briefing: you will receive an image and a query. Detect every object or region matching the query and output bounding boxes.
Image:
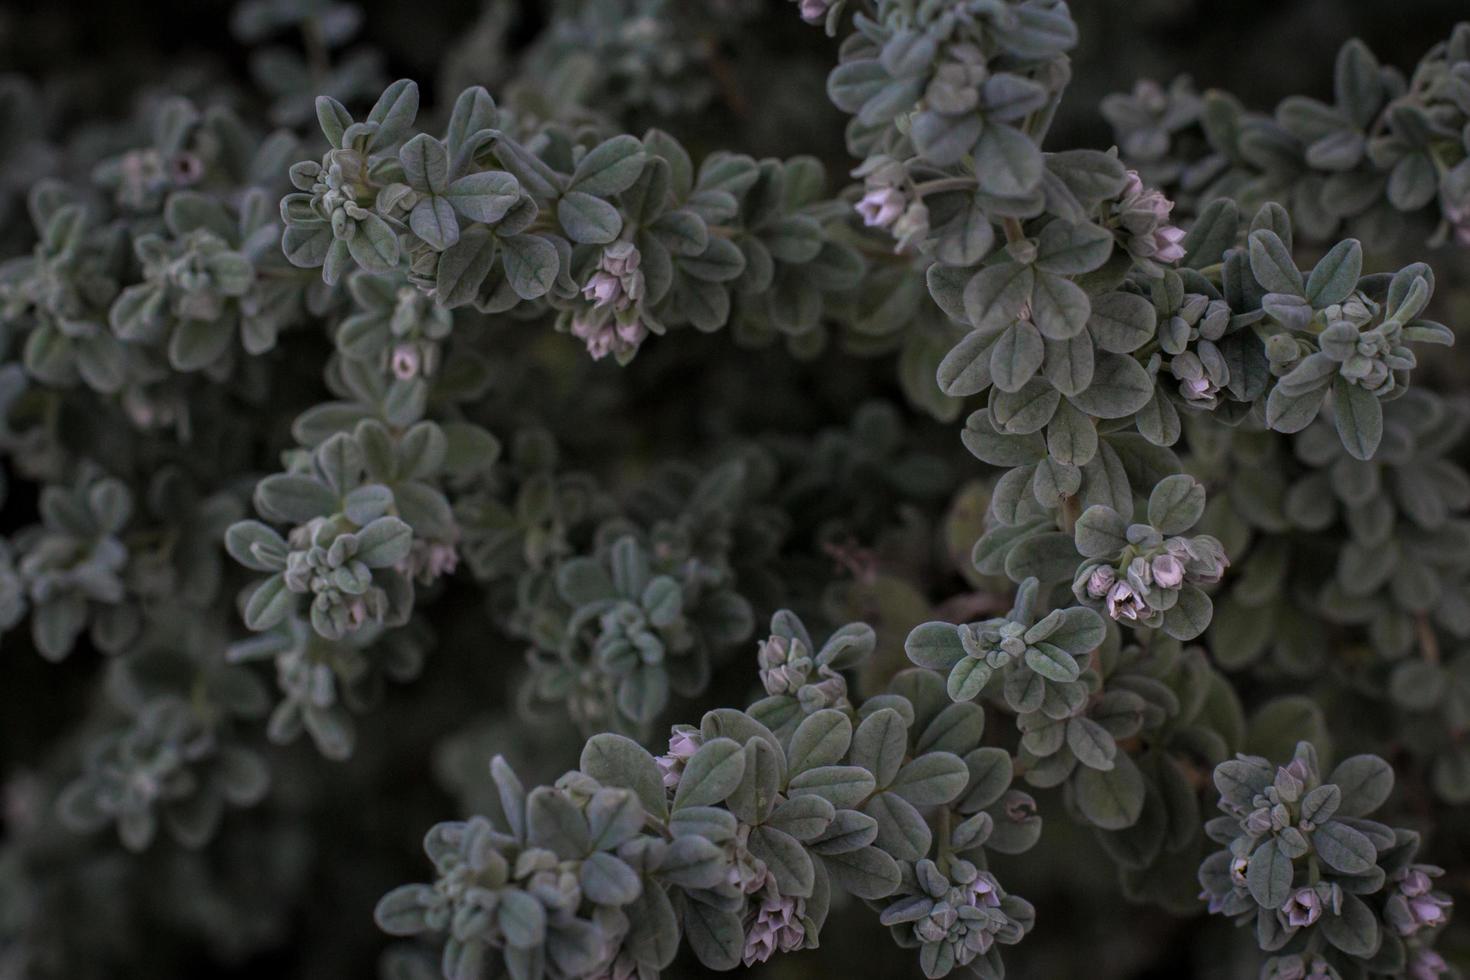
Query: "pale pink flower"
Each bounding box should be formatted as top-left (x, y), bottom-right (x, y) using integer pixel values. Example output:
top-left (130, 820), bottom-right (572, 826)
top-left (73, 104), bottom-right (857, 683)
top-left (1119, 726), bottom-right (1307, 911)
top-left (1410, 950), bottom-right (1450, 980)
top-left (1106, 580), bottom-right (1145, 621)
top-left (742, 881), bottom-right (807, 965)
top-left (656, 728), bottom-right (701, 790)
top-left (583, 271), bottom-right (623, 308)
top-left (1401, 894), bottom-right (1452, 935)
top-left (857, 186), bottom-right (906, 229)
top-left (390, 342), bottom-right (421, 380)
top-left (1151, 553), bottom-right (1185, 589)
top-left (1085, 564), bottom-right (1116, 599)
top-left (1282, 888), bottom-right (1322, 928)
top-left (1154, 224), bottom-right (1188, 264)
top-left (798, 0), bottom-right (831, 23)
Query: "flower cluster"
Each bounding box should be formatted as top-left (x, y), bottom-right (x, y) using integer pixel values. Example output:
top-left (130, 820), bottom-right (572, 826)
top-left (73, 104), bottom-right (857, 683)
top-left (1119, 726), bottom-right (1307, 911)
top-left (379, 612), bottom-right (1039, 979)
top-left (1199, 741), bottom-right (1454, 975)
top-left (1071, 475), bottom-right (1227, 639)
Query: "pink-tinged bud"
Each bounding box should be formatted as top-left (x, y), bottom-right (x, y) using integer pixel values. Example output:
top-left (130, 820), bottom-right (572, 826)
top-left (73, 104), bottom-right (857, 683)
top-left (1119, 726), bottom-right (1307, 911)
top-left (615, 318), bottom-right (647, 345)
top-left (1085, 564), bottom-right (1116, 599)
top-left (391, 342), bottom-right (421, 380)
top-left (856, 186), bottom-right (906, 229)
top-left (347, 597), bottom-right (369, 628)
top-left (967, 872), bottom-right (1003, 909)
top-left (1151, 553), bottom-right (1185, 589)
top-left (655, 728), bottom-right (702, 789)
top-left (1401, 894), bottom-right (1452, 934)
top-left (798, 0), bottom-right (831, 23)
top-left (1400, 869), bottom-right (1435, 897)
top-left (600, 241), bottom-right (640, 278)
top-left (583, 271), bottom-right (623, 308)
top-left (741, 882), bottom-right (807, 966)
top-left (427, 542), bottom-right (458, 578)
top-left (1154, 223), bottom-right (1187, 264)
top-left (1230, 855), bottom-right (1249, 886)
top-left (1282, 888), bottom-right (1322, 928)
top-left (1409, 950), bottom-right (1450, 980)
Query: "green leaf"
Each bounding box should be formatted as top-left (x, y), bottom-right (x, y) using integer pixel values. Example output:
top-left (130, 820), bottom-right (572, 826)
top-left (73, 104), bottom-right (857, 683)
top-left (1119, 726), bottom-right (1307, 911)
top-left (445, 171), bottom-right (520, 224)
top-left (1066, 716), bottom-right (1117, 771)
top-left (1088, 291), bottom-right (1156, 353)
top-left (579, 851), bottom-right (642, 905)
top-left (571, 135), bottom-right (646, 196)
top-left (889, 752), bottom-right (969, 806)
top-left (243, 573), bottom-right (293, 631)
top-left (1066, 352), bottom-right (1154, 419)
top-left (399, 134), bottom-right (450, 194)
top-left (789, 710), bottom-right (854, 776)
top-left (1245, 837), bottom-right (1293, 910)
top-left (682, 901), bottom-right (743, 971)
top-left (1322, 893), bottom-right (1380, 958)
top-left (820, 845), bottom-right (901, 899)
top-left (947, 657), bottom-right (992, 702)
top-left (788, 765), bottom-right (877, 808)
top-left (557, 191), bottom-right (622, 244)
top-left (1312, 820), bottom-right (1376, 874)
top-left (1035, 221), bottom-right (1114, 275)
top-left (410, 196), bottom-right (458, 250)
top-left (1328, 755), bottom-right (1394, 817)
top-left (1030, 271), bottom-right (1091, 340)
top-left (938, 329), bottom-right (1002, 397)
top-left (851, 708), bottom-right (907, 788)
top-left (1332, 376), bottom-right (1383, 461)
top-left (500, 234), bottom-right (558, 300)
top-left (581, 733), bottom-right (667, 821)
top-left (1024, 642), bottom-right (1080, 683)
top-left (1074, 505), bottom-right (1126, 558)
top-left (748, 825), bottom-right (815, 897)
top-left (1161, 586), bottom-right (1213, 641)
top-left (1247, 229), bottom-right (1304, 296)
top-left (1305, 238), bottom-right (1362, 308)
top-left (1074, 752), bottom-right (1145, 830)
top-left (672, 738), bottom-right (746, 811)
top-left (365, 79), bottom-right (420, 148)
top-left (863, 791), bottom-right (931, 862)
top-left (1147, 474), bottom-right (1206, 534)
top-left (904, 622), bottom-right (965, 670)
top-left (973, 122), bottom-right (1043, 197)
top-left (990, 319), bottom-right (1044, 393)
top-left (355, 516), bottom-right (413, 566)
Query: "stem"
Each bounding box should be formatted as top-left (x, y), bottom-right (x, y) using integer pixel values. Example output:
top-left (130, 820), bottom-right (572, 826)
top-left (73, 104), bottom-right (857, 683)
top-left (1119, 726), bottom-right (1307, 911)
top-left (935, 806), bottom-right (953, 874)
top-left (1059, 493), bottom-right (1082, 537)
top-left (1002, 217), bottom-right (1026, 245)
top-left (913, 176), bottom-right (978, 197)
top-left (302, 18), bottom-right (331, 80)
top-left (1415, 612), bottom-right (1441, 665)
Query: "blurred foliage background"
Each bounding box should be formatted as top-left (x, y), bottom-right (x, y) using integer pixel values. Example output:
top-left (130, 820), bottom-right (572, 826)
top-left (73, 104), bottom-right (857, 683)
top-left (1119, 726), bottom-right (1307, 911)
top-left (0, 1), bottom-right (1466, 978)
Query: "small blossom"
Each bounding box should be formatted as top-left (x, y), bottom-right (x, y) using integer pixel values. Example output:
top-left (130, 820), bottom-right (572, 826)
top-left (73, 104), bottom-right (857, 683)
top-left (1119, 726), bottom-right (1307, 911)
top-left (1106, 580), bottom-right (1145, 621)
top-left (1400, 893), bottom-right (1452, 935)
top-left (390, 342), bottom-right (421, 380)
top-left (656, 727), bottom-right (702, 790)
top-left (1409, 950), bottom-right (1450, 980)
top-left (757, 635), bottom-right (812, 695)
top-left (742, 877), bottom-right (807, 966)
top-left (1116, 168), bottom-right (1186, 267)
top-left (797, 0), bottom-right (832, 24)
top-left (583, 271), bottom-right (623, 308)
top-left (1282, 887), bottom-right (1322, 928)
top-left (1399, 868), bottom-right (1436, 897)
top-left (1151, 553), bottom-right (1185, 589)
top-left (857, 186), bottom-right (906, 229)
top-left (1085, 564), bottom-right (1116, 599)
